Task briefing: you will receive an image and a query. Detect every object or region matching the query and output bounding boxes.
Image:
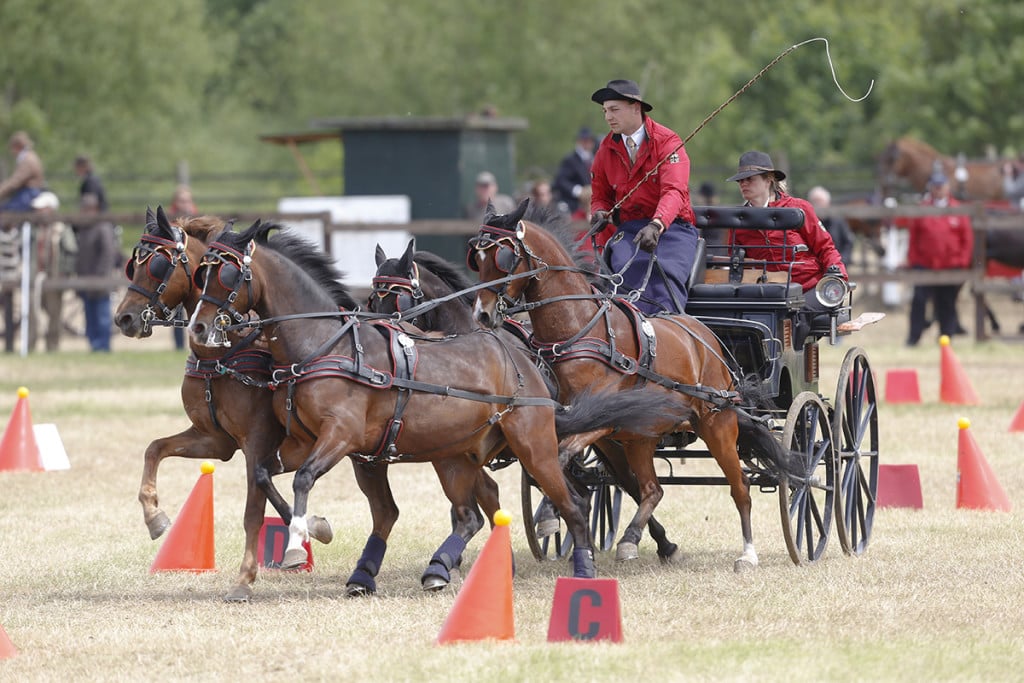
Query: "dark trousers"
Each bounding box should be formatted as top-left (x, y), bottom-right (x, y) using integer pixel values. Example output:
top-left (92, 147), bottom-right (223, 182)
top-left (908, 277), bottom-right (963, 345)
top-left (607, 219), bottom-right (698, 315)
top-left (82, 294), bottom-right (111, 352)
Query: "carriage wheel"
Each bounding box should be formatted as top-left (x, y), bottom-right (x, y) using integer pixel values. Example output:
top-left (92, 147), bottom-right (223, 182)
top-left (521, 448), bottom-right (623, 561)
top-left (832, 347), bottom-right (879, 556)
top-left (778, 391), bottom-right (836, 565)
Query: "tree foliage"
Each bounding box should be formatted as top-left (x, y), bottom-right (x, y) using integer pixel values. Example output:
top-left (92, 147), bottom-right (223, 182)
top-left (0, 0), bottom-right (1021, 208)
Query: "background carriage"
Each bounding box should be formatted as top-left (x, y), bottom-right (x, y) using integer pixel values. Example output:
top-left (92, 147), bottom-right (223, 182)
top-left (519, 206), bottom-right (880, 566)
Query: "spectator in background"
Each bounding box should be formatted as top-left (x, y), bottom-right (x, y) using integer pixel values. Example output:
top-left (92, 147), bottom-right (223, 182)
top-left (807, 185), bottom-right (855, 267)
top-left (29, 191), bottom-right (74, 352)
top-left (75, 193), bottom-right (118, 352)
top-left (901, 172), bottom-right (973, 346)
top-left (0, 131), bottom-right (46, 213)
top-left (529, 179), bottom-right (555, 211)
top-left (553, 126), bottom-right (597, 216)
top-left (695, 180), bottom-right (727, 249)
top-left (74, 155), bottom-right (108, 211)
top-left (168, 184), bottom-right (198, 216)
top-left (464, 171), bottom-right (515, 223)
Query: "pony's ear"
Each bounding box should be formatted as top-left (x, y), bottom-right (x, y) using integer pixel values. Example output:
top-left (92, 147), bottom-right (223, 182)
top-left (155, 205), bottom-right (172, 233)
top-left (509, 198), bottom-right (529, 223)
top-left (482, 200), bottom-right (497, 225)
top-left (375, 243), bottom-right (387, 266)
top-left (398, 239), bottom-right (414, 271)
top-left (145, 206), bottom-right (157, 231)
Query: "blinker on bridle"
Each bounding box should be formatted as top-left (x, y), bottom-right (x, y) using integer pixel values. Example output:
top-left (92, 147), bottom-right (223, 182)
top-left (371, 262), bottom-right (423, 313)
top-left (195, 239), bottom-right (256, 333)
top-left (125, 226), bottom-right (192, 328)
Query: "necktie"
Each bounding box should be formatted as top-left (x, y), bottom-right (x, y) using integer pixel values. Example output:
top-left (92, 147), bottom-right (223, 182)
top-left (625, 137), bottom-right (638, 165)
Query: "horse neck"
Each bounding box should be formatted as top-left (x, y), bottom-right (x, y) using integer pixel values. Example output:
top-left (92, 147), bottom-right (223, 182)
top-left (253, 249), bottom-right (351, 363)
top-left (420, 273), bottom-right (477, 335)
top-left (524, 263), bottom-right (606, 344)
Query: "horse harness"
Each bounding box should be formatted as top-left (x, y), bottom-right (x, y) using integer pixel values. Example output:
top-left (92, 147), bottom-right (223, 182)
top-left (125, 225), bottom-right (194, 332)
top-left (471, 221), bottom-right (739, 410)
top-left (198, 238), bottom-right (567, 464)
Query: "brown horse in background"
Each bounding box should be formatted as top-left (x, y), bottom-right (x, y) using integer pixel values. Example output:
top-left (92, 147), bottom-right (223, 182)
top-left (877, 136), bottom-right (1005, 200)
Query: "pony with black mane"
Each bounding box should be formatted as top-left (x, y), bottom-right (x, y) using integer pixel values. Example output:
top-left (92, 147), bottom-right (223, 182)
top-left (189, 219), bottom-right (679, 591)
top-left (114, 206), bottom-right (345, 601)
top-left (470, 200), bottom-right (802, 571)
top-left (371, 236), bottom-right (683, 561)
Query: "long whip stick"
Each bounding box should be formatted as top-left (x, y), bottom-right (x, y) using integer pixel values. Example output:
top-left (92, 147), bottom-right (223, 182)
top-left (595, 37), bottom-right (874, 226)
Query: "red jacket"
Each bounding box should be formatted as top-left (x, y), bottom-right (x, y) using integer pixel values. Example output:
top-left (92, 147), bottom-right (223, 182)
top-left (730, 193), bottom-right (848, 291)
top-left (903, 197), bottom-right (974, 270)
top-left (590, 117), bottom-right (695, 228)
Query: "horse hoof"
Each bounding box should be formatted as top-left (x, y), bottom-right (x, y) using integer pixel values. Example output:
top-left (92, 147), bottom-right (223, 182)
top-left (616, 541), bottom-right (639, 561)
top-left (147, 511), bottom-right (171, 540)
top-left (223, 585), bottom-right (254, 603)
top-left (659, 547), bottom-right (684, 565)
top-left (280, 548), bottom-right (308, 570)
top-left (421, 575), bottom-right (450, 592)
top-left (734, 558), bottom-right (756, 573)
top-left (345, 583), bottom-right (375, 598)
top-left (308, 516), bottom-right (334, 544)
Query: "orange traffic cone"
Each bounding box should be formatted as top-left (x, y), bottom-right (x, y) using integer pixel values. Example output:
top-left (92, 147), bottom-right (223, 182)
top-left (0, 387), bottom-right (44, 472)
top-left (1009, 400), bottom-right (1024, 433)
top-left (0, 623), bottom-right (17, 659)
top-left (150, 461), bottom-right (217, 573)
top-left (956, 418), bottom-right (1011, 512)
top-left (884, 369), bottom-right (921, 404)
top-left (436, 509), bottom-right (515, 644)
top-left (939, 336), bottom-right (980, 405)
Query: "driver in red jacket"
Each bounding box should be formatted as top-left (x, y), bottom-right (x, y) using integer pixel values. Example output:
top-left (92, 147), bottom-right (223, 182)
top-left (589, 79), bottom-right (698, 315)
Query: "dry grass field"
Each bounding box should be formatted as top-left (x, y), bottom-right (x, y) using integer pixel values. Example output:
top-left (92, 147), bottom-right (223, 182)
top-left (1, 291), bottom-right (1023, 682)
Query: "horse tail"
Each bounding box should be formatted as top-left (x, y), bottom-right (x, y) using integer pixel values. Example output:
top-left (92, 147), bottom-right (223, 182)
top-left (731, 376), bottom-right (803, 481)
top-left (554, 387), bottom-right (695, 439)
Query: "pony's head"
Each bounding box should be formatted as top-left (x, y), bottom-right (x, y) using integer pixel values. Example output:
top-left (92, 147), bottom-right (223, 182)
top-left (370, 239), bottom-right (422, 315)
top-left (115, 205), bottom-right (220, 338)
top-left (468, 198), bottom-right (589, 328)
top-left (190, 219), bottom-right (358, 347)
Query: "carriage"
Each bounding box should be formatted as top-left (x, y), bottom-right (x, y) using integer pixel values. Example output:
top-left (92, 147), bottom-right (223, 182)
top-left (516, 205), bottom-right (880, 566)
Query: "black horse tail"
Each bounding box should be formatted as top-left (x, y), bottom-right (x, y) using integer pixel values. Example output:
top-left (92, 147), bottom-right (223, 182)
top-left (554, 387), bottom-right (696, 439)
top-left (732, 375), bottom-right (803, 480)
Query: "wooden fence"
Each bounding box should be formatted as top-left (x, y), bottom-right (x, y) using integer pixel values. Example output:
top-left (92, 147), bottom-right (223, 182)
top-left (2, 203), bottom-right (1022, 352)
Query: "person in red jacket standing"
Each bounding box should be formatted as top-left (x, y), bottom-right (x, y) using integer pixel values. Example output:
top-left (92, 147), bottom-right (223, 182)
top-left (589, 79), bottom-right (698, 315)
top-left (903, 172), bottom-right (973, 345)
top-left (726, 151), bottom-right (848, 346)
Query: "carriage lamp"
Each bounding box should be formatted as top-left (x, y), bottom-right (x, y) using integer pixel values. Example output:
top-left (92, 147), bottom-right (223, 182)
top-left (814, 273), bottom-right (848, 307)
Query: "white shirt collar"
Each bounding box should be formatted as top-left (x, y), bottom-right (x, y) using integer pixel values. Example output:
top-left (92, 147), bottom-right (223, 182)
top-left (625, 126), bottom-right (646, 149)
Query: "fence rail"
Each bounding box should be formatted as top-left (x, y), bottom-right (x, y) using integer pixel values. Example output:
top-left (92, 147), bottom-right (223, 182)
top-left (3, 202), bottom-right (1022, 352)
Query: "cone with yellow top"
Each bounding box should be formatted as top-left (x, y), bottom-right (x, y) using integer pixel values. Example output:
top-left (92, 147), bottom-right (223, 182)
top-left (956, 418), bottom-right (1011, 512)
top-left (436, 509), bottom-right (515, 644)
top-left (150, 461), bottom-right (217, 573)
top-left (0, 387), bottom-right (44, 472)
top-left (939, 336), bottom-right (980, 405)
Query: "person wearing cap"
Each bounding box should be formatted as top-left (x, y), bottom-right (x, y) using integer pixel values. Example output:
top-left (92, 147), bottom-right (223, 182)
top-left (553, 126), bottom-right (597, 216)
top-left (726, 151), bottom-right (849, 345)
top-left (589, 79), bottom-right (698, 315)
top-left (727, 151), bottom-right (847, 289)
top-left (900, 171), bottom-right (973, 345)
top-left (0, 131), bottom-right (46, 213)
top-left (29, 191), bottom-right (75, 351)
top-left (464, 171), bottom-right (515, 224)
